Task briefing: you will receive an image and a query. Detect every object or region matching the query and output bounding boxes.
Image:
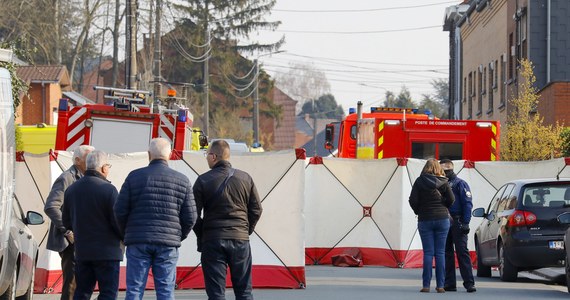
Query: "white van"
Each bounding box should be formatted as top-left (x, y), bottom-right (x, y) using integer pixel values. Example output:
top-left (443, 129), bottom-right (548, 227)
top-left (0, 50), bottom-right (44, 299)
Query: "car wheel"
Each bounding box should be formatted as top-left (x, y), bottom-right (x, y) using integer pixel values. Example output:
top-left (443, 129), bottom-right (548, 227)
top-left (475, 241), bottom-right (492, 277)
top-left (566, 256), bottom-right (570, 293)
top-left (0, 268), bottom-right (17, 300)
top-left (16, 261), bottom-right (35, 300)
top-left (499, 242), bottom-right (518, 282)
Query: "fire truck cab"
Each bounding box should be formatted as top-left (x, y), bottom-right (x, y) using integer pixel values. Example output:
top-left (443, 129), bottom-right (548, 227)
top-left (55, 86), bottom-right (207, 154)
top-left (325, 105), bottom-right (500, 161)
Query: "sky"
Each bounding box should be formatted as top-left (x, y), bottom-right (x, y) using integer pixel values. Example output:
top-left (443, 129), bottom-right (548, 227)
top-left (248, 0), bottom-right (457, 113)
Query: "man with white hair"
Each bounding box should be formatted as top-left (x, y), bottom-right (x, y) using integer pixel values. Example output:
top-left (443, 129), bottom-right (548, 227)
top-left (62, 150), bottom-right (122, 300)
top-left (45, 145), bottom-right (95, 300)
top-left (115, 138), bottom-right (197, 300)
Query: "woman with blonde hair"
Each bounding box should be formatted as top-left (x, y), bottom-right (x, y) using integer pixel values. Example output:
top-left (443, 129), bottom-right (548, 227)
top-left (409, 158), bottom-right (455, 293)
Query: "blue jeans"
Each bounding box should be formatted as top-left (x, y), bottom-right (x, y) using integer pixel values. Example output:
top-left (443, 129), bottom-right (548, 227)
top-left (418, 218), bottom-right (450, 289)
top-left (125, 244), bottom-right (179, 300)
top-left (74, 260), bottom-right (119, 300)
top-left (201, 239), bottom-right (253, 300)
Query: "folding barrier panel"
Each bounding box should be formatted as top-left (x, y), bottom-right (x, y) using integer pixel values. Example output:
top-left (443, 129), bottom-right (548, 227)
top-left (17, 149), bottom-right (306, 294)
top-left (14, 149), bottom-right (570, 293)
top-left (304, 157), bottom-right (570, 268)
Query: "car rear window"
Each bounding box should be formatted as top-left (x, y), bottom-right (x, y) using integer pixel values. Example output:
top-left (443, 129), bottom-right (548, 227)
top-left (521, 183), bottom-right (570, 208)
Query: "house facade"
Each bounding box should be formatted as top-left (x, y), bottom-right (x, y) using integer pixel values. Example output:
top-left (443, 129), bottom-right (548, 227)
top-left (444, 0), bottom-right (570, 137)
top-left (16, 66), bottom-right (71, 125)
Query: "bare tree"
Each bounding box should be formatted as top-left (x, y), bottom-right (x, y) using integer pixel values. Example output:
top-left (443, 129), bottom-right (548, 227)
top-left (274, 62), bottom-right (331, 113)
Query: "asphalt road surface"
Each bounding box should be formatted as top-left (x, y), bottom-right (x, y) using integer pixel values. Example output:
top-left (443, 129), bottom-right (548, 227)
top-left (35, 266), bottom-right (568, 300)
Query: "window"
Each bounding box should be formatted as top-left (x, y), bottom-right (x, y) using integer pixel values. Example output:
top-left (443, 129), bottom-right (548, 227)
top-left (412, 143), bottom-right (435, 159)
top-left (463, 77), bottom-right (467, 103)
top-left (488, 62), bottom-right (494, 113)
top-left (489, 185), bottom-right (508, 213)
top-left (500, 55), bottom-right (506, 107)
top-left (508, 33), bottom-right (514, 80)
top-left (477, 68), bottom-right (483, 115)
top-left (468, 72), bottom-right (473, 118)
top-left (497, 184), bottom-right (515, 212)
top-left (411, 142), bottom-right (463, 160)
top-left (521, 13), bottom-right (527, 59)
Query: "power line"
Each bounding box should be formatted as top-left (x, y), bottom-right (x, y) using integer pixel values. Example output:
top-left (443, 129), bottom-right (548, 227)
top-left (273, 52), bottom-right (447, 67)
top-left (273, 1), bottom-right (457, 13)
top-left (273, 25), bottom-right (441, 35)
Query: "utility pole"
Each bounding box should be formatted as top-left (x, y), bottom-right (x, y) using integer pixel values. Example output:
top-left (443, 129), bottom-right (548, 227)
top-left (312, 99), bottom-right (317, 156)
top-left (153, 0), bottom-right (162, 100)
top-left (125, 0), bottom-right (137, 89)
top-left (253, 59), bottom-right (260, 146)
top-left (203, 26), bottom-right (210, 136)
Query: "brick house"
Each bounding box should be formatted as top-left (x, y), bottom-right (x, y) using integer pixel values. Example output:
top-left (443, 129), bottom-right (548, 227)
top-left (16, 65), bottom-right (72, 125)
top-left (444, 0), bottom-right (570, 137)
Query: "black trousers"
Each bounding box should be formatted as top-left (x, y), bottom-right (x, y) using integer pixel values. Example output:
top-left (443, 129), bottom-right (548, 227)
top-left (59, 245), bottom-right (76, 300)
top-left (73, 260), bottom-right (120, 300)
top-left (445, 216), bottom-right (475, 289)
top-left (201, 239), bottom-right (253, 300)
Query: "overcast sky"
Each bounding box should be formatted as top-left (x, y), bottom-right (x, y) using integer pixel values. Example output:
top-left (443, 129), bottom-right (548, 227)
top-left (249, 0), bottom-right (457, 112)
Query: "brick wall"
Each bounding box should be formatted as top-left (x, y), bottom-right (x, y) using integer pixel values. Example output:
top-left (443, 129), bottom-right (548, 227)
top-left (539, 82), bottom-right (570, 127)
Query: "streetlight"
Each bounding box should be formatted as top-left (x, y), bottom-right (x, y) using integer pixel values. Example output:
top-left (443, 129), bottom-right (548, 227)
top-left (253, 50), bottom-right (284, 148)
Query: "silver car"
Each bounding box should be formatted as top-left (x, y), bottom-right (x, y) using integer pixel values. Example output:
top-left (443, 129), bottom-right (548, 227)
top-left (0, 196), bottom-right (44, 300)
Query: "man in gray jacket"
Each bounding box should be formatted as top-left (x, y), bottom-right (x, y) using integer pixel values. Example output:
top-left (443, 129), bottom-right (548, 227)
top-left (44, 145), bottom-right (94, 299)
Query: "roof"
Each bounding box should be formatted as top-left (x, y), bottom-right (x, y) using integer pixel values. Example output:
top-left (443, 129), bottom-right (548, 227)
top-left (16, 65), bottom-right (71, 88)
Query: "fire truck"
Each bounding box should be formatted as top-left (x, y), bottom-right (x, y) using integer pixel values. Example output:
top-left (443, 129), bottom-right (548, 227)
top-left (325, 102), bottom-right (500, 161)
top-left (55, 86), bottom-right (207, 154)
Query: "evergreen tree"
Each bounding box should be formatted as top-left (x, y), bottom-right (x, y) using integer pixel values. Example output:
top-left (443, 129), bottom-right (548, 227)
top-left (174, 0), bottom-right (284, 54)
top-left (299, 94), bottom-right (344, 120)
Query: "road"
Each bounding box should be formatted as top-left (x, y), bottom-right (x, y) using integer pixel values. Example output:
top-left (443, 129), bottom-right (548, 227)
top-left (35, 266), bottom-right (568, 300)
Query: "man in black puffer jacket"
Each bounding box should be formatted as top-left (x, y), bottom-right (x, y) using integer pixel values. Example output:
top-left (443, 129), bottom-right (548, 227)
top-left (193, 140), bottom-right (262, 300)
top-left (114, 138), bottom-right (197, 300)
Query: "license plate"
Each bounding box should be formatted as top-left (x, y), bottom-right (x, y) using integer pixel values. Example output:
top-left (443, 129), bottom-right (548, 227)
top-left (549, 241), bottom-right (564, 249)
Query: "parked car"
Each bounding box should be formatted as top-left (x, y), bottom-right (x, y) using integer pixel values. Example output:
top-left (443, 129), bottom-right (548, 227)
top-left (472, 178), bottom-right (570, 282)
top-left (0, 195), bottom-right (44, 300)
top-left (559, 204), bottom-right (570, 293)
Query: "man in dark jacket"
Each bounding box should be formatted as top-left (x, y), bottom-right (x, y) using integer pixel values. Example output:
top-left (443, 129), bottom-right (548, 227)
top-left (62, 150), bottom-right (122, 300)
top-left (193, 140), bottom-right (262, 300)
top-left (44, 145), bottom-right (94, 300)
top-left (115, 138), bottom-right (197, 300)
top-left (440, 159), bottom-right (476, 293)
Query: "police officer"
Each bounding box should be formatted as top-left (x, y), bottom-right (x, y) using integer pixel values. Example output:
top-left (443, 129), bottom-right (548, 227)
top-left (440, 159), bottom-right (476, 293)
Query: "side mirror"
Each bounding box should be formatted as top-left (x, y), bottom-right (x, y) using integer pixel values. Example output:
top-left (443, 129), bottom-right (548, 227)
top-left (324, 124), bottom-right (335, 150)
top-left (26, 211), bottom-right (44, 225)
top-left (472, 207), bottom-right (486, 218)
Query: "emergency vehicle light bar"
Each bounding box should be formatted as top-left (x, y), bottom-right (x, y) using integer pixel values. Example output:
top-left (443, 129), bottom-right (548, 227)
top-left (385, 120), bottom-right (401, 125)
top-left (476, 122), bottom-right (493, 128)
top-left (370, 107), bottom-right (418, 114)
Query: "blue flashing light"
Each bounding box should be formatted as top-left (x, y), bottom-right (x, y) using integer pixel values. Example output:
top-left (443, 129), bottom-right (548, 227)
top-left (177, 109), bottom-right (188, 122)
top-left (348, 107), bottom-right (356, 114)
top-left (412, 109), bottom-right (419, 114)
top-left (58, 98), bottom-right (69, 111)
top-left (370, 107), bottom-right (377, 113)
top-left (424, 109), bottom-right (432, 116)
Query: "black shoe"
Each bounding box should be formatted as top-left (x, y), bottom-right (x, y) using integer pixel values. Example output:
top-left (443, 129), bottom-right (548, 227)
top-left (443, 286), bottom-right (457, 292)
top-left (466, 286), bottom-right (477, 293)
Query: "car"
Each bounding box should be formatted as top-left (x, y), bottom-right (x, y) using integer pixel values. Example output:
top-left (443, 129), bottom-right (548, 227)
top-left (0, 195), bottom-right (44, 300)
top-left (559, 202), bottom-right (570, 293)
top-left (472, 178), bottom-right (570, 282)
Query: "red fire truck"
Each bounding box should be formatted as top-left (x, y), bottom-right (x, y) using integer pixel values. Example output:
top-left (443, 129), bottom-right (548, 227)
top-left (55, 86), bottom-right (207, 154)
top-left (325, 103), bottom-right (500, 161)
